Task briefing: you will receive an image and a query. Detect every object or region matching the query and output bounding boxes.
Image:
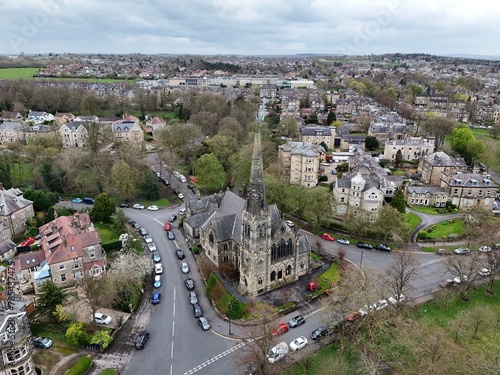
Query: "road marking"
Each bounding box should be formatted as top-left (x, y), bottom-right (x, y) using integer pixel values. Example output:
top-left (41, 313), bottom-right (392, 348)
top-left (416, 257), bottom-right (447, 269)
top-left (171, 341), bottom-right (174, 359)
top-left (173, 302), bottom-right (176, 317)
top-left (173, 286), bottom-right (176, 301)
top-left (183, 340), bottom-right (252, 375)
top-left (172, 321), bottom-right (175, 336)
top-left (170, 365), bottom-right (173, 375)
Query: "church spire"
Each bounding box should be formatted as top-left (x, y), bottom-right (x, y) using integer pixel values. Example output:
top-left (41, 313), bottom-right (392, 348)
top-left (246, 129), bottom-right (267, 215)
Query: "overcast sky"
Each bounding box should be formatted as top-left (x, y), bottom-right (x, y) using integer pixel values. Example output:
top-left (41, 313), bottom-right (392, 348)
top-left (3, 0), bottom-right (500, 57)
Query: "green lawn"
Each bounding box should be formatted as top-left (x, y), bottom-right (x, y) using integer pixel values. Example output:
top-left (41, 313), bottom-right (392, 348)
top-left (406, 212), bottom-right (421, 233)
top-left (99, 370), bottom-right (118, 375)
top-left (136, 197), bottom-right (170, 207)
top-left (424, 219), bottom-right (466, 240)
top-left (10, 162), bottom-right (35, 186)
top-left (392, 169), bottom-right (407, 176)
top-left (421, 246), bottom-right (438, 253)
top-left (0, 67), bottom-right (39, 79)
top-left (95, 224), bottom-right (120, 243)
top-left (311, 251), bottom-right (322, 261)
top-left (313, 263), bottom-right (340, 292)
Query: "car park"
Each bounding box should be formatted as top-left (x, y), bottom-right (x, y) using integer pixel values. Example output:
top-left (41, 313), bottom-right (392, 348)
top-left (139, 228), bottom-right (148, 236)
top-left (147, 205), bottom-right (159, 211)
top-left (93, 312), bottom-right (112, 325)
top-left (189, 291), bottom-right (198, 305)
top-left (307, 281), bottom-right (321, 291)
top-left (133, 204), bottom-right (144, 209)
top-left (144, 235), bottom-right (153, 243)
top-left (154, 275), bottom-right (162, 288)
top-left (169, 215), bottom-right (177, 222)
top-left (454, 247), bottom-right (470, 255)
top-left (287, 314), bottom-right (305, 328)
top-left (185, 278), bottom-right (194, 291)
top-left (175, 249), bottom-right (185, 259)
top-left (118, 203), bottom-right (129, 208)
top-left (285, 220), bottom-right (294, 227)
top-left (321, 233), bottom-right (335, 241)
top-left (164, 222), bottom-right (172, 231)
top-left (181, 262), bottom-right (189, 274)
top-left (310, 326), bottom-right (328, 340)
top-left (155, 263), bottom-right (163, 275)
top-left (151, 292), bottom-right (161, 304)
top-left (33, 336), bottom-right (53, 348)
top-left (375, 244), bottom-right (391, 252)
top-left (152, 251), bottom-right (161, 263)
top-left (167, 231), bottom-right (175, 240)
top-left (147, 242), bottom-right (157, 252)
top-left (478, 268), bottom-right (491, 277)
top-left (272, 323), bottom-right (289, 336)
top-left (72, 198), bottom-right (83, 203)
top-left (357, 242), bottom-right (373, 249)
top-left (337, 238), bottom-right (350, 245)
top-left (289, 336), bottom-right (308, 351)
top-left (135, 331), bottom-right (150, 349)
top-left (193, 303), bottom-right (203, 318)
top-left (198, 317), bottom-right (211, 331)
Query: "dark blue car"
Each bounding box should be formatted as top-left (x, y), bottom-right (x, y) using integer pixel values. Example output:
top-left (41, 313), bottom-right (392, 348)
top-left (151, 292), bottom-right (161, 304)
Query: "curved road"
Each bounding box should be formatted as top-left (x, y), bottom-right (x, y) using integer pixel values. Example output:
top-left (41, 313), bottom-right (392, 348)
top-left (407, 208), bottom-right (464, 243)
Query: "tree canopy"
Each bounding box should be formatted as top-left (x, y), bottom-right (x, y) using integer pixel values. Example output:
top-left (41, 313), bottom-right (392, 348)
top-left (193, 153), bottom-right (227, 192)
top-left (91, 193), bottom-right (116, 223)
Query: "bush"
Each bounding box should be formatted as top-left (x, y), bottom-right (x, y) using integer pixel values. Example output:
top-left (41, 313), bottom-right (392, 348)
top-left (66, 356), bottom-right (92, 375)
top-left (99, 370), bottom-right (118, 375)
top-left (102, 240), bottom-right (121, 252)
top-left (191, 245), bottom-right (199, 255)
top-left (66, 322), bottom-right (89, 346)
top-left (418, 231), bottom-right (428, 240)
top-left (319, 175), bottom-right (328, 182)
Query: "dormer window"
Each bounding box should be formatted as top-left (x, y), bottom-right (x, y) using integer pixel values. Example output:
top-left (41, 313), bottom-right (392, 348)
top-left (71, 245), bottom-right (76, 251)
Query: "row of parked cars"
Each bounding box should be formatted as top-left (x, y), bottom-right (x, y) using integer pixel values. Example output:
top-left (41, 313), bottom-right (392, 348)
top-left (320, 234), bottom-right (391, 252)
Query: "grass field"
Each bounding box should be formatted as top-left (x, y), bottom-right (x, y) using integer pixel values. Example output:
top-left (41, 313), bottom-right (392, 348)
top-left (424, 219), bottom-right (465, 240)
top-left (10, 162), bottom-right (35, 186)
top-left (0, 67), bottom-right (39, 79)
top-left (406, 212), bottom-right (421, 233)
top-left (315, 262), bottom-right (340, 291)
top-left (95, 224), bottom-right (120, 243)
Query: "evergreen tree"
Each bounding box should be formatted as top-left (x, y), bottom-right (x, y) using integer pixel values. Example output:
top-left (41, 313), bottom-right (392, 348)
top-left (391, 190), bottom-right (406, 214)
top-left (38, 281), bottom-right (66, 318)
top-left (91, 193), bottom-right (116, 223)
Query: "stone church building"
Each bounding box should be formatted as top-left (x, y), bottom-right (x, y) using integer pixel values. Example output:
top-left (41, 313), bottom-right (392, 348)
top-left (185, 131), bottom-right (311, 296)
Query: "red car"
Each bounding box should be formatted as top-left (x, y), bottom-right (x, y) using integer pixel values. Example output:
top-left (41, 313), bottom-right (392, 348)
top-left (346, 311), bottom-right (361, 322)
top-left (307, 281), bottom-right (321, 291)
top-left (271, 323), bottom-right (289, 336)
top-left (20, 237), bottom-right (35, 247)
top-left (164, 222), bottom-right (172, 231)
top-left (321, 233), bottom-right (335, 241)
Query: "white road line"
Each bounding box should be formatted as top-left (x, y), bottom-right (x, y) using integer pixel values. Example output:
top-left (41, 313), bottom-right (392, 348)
top-left (173, 286), bottom-right (176, 301)
top-left (173, 302), bottom-right (176, 317)
top-left (172, 321), bottom-right (175, 336)
top-left (171, 341), bottom-right (174, 359)
top-left (416, 258), bottom-right (446, 269)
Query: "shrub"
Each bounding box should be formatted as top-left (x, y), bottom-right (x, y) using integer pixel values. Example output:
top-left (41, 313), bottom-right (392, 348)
top-left (206, 273), bottom-right (218, 296)
top-left (89, 329), bottom-right (113, 349)
top-left (66, 356), bottom-right (92, 375)
top-left (319, 175), bottom-right (328, 182)
top-left (66, 322), bottom-right (89, 346)
top-left (418, 231), bottom-right (428, 240)
top-left (102, 240), bottom-right (121, 252)
top-left (191, 245), bottom-right (199, 255)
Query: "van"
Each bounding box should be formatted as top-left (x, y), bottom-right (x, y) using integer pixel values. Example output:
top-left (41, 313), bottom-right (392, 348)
top-left (267, 341), bottom-right (288, 363)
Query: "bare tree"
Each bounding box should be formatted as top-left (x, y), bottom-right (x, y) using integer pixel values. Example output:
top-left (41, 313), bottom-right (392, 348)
top-left (483, 245), bottom-right (500, 295)
top-left (385, 251), bottom-right (418, 303)
top-left (78, 273), bottom-right (112, 325)
top-left (444, 251), bottom-right (482, 301)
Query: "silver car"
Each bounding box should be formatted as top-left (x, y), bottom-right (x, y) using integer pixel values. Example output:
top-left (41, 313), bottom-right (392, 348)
top-left (189, 291), bottom-right (198, 305)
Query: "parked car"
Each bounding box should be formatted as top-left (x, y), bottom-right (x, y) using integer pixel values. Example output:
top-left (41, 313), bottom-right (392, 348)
top-left (154, 275), bottom-right (162, 288)
top-left (453, 275), bottom-right (468, 284)
top-left (198, 317), bottom-right (211, 331)
top-left (72, 198), bottom-right (83, 203)
top-left (185, 278), bottom-right (194, 291)
top-left (179, 208), bottom-right (186, 216)
top-left (139, 228), bottom-right (148, 236)
top-left (287, 314), bottom-right (305, 328)
top-left (155, 263), bottom-right (163, 275)
top-left (133, 204), bottom-right (144, 209)
top-left (375, 244), bottom-right (391, 252)
top-left (82, 197), bottom-right (94, 205)
top-left (439, 279), bottom-right (454, 288)
top-left (357, 242), bottom-right (373, 249)
top-left (272, 323), bottom-right (289, 336)
top-left (436, 248), bottom-right (453, 256)
top-left (479, 246), bottom-right (491, 253)
top-left (151, 292), bottom-right (161, 304)
top-left (93, 312), bottom-right (112, 325)
top-left (307, 281), bottom-right (321, 291)
top-left (144, 235), bottom-right (153, 244)
top-left (175, 249), bottom-right (185, 259)
top-left (285, 220), bottom-right (294, 227)
top-left (267, 342), bottom-right (289, 364)
top-left (193, 303), bottom-right (203, 318)
top-left (147, 242), bottom-right (157, 252)
top-left (337, 238), bottom-right (350, 245)
top-left (164, 222), bottom-right (172, 231)
top-left (321, 233), bottom-right (335, 241)
top-left (178, 193), bottom-right (184, 199)
top-left (167, 231), bottom-right (175, 240)
top-left (454, 247), bottom-right (470, 255)
top-left (132, 222), bottom-right (141, 229)
top-left (310, 326), bottom-right (328, 340)
top-left (135, 331), bottom-right (150, 350)
top-left (289, 336), bottom-right (308, 351)
top-left (346, 310), bottom-right (361, 322)
top-left (388, 294), bottom-right (405, 304)
top-left (147, 205), bottom-right (159, 211)
top-left (375, 299), bottom-right (388, 310)
top-left (33, 336), bottom-right (53, 348)
top-left (245, 365), bottom-right (257, 375)
top-left (189, 291), bottom-right (198, 305)
top-left (181, 262), bottom-right (189, 274)
top-left (478, 268), bottom-right (491, 277)
top-left (20, 237), bottom-right (35, 247)
top-left (118, 203), bottom-right (129, 208)
top-left (152, 251), bottom-right (161, 263)
top-left (169, 215), bottom-right (177, 222)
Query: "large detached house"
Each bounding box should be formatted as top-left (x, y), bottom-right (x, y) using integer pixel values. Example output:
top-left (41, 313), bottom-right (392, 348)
top-left (0, 122), bottom-right (27, 144)
top-left (58, 121), bottom-right (89, 148)
top-left (34, 212), bottom-right (106, 290)
top-left (111, 121), bottom-right (143, 147)
top-left (440, 172), bottom-right (496, 210)
top-left (418, 151), bottom-right (467, 185)
top-left (0, 184), bottom-right (34, 237)
top-left (278, 142), bottom-right (325, 188)
top-left (27, 110), bottom-right (54, 124)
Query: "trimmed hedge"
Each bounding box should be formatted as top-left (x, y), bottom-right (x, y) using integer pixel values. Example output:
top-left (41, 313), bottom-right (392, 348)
top-left (66, 356), bottom-right (92, 375)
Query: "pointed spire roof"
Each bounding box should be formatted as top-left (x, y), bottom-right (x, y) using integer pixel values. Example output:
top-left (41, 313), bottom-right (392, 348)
top-left (246, 129), bottom-right (267, 215)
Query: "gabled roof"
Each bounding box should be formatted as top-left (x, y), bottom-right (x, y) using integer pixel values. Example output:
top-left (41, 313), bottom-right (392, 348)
top-left (18, 249), bottom-right (45, 270)
top-left (0, 187), bottom-right (33, 216)
top-left (423, 151), bottom-right (466, 167)
top-left (0, 122), bottom-right (26, 132)
top-left (0, 239), bottom-right (15, 256)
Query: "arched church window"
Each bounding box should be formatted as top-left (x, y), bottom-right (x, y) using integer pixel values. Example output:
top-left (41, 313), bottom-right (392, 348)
top-left (278, 270), bottom-right (283, 279)
top-left (271, 244), bottom-right (277, 261)
top-left (209, 232), bottom-right (214, 245)
top-left (286, 265), bottom-right (292, 275)
top-left (270, 271), bottom-right (276, 282)
top-left (258, 277), bottom-right (263, 285)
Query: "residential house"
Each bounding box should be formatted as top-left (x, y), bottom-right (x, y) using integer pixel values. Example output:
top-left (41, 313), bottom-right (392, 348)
top-left (27, 110), bottom-right (54, 124)
top-left (0, 310), bottom-right (35, 375)
top-left (145, 117), bottom-right (166, 134)
top-left (405, 186), bottom-right (448, 208)
top-left (440, 172), bottom-right (495, 210)
top-left (300, 125), bottom-right (334, 150)
top-left (0, 122), bottom-right (26, 144)
top-left (58, 121), bottom-right (89, 148)
top-left (74, 115), bottom-right (99, 124)
top-left (54, 112), bottom-right (75, 125)
top-left (260, 84), bottom-right (277, 98)
top-left (384, 137), bottom-right (434, 162)
top-left (0, 111), bottom-right (24, 122)
top-left (16, 249), bottom-right (45, 283)
top-left (36, 212), bottom-right (106, 288)
top-left (368, 123), bottom-right (389, 145)
top-left (0, 184), bottom-right (34, 237)
top-left (99, 114), bottom-right (121, 125)
top-left (278, 142), bottom-right (326, 187)
top-left (24, 125), bottom-right (59, 144)
top-left (335, 127), bottom-right (366, 151)
top-left (418, 151), bottom-right (468, 185)
top-left (111, 121), bottom-right (144, 147)
top-left (0, 239), bottom-right (16, 262)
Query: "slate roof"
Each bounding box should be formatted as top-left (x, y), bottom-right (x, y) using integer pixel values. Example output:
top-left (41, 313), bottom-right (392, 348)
top-left (0, 188), bottom-right (33, 216)
top-left (300, 125), bottom-right (331, 136)
top-left (0, 122), bottom-right (26, 132)
top-left (407, 186), bottom-right (446, 194)
top-left (278, 142), bottom-right (325, 156)
top-left (423, 151), bottom-right (466, 167)
top-left (0, 239), bottom-right (16, 256)
top-left (112, 122), bottom-right (137, 133)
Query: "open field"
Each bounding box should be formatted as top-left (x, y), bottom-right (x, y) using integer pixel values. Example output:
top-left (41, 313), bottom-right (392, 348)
top-left (0, 67), bottom-right (39, 79)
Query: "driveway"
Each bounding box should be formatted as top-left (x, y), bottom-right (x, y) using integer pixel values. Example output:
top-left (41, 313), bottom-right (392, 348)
top-left (407, 208), bottom-right (464, 243)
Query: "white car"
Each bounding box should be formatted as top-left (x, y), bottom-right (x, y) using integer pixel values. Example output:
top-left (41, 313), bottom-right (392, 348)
top-left (337, 238), bottom-right (350, 245)
top-left (181, 262), bottom-right (189, 274)
top-left (178, 193), bottom-right (184, 199)
top-left (454, 247), bottom-right (470, 255)
top-left (375, 299), bottom-right (388, 310)
top-left (388, 294), bottom-right (405, 305)
top-left (453, 275), bottom-right (468, 284)
top-left (144, 235), bottom-right (153, 244)
top-left (133, 204), bottom-right (144, 209)
top-left (479, 246), bottom-right (491, 253)
top-left (147, 242), bottom-right (156, 252)
top-left (285, 220), bottom-right (294, 227)
top-left (478, 268), bottom-right (491, 277)
top-left (289, 336), bottom-right (308, 351)
top-left (93, 312), bottom-right (112, 325)
top-left (155, 263), bottom-right (163, 275)
top-left (147, 205), bottom-right (159, 211)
